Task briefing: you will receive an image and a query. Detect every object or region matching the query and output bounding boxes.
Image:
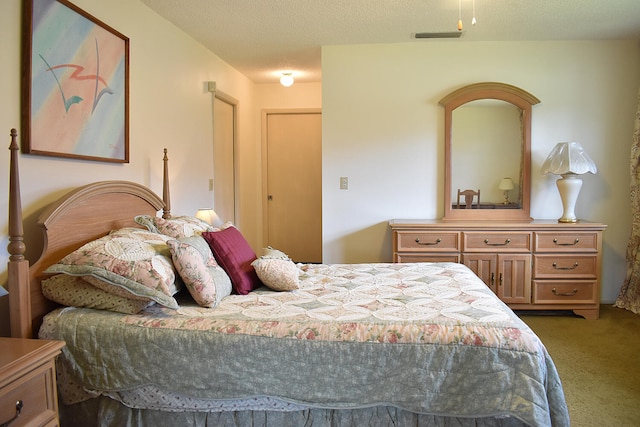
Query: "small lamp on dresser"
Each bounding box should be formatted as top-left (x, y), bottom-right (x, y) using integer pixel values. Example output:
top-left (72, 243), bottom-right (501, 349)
top-left (541, 141), bottom-right (597, 223)
top-left (498, 177), bottom-right (515, 204)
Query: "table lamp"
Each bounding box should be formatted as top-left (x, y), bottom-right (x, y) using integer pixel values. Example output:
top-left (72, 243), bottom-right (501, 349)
top-left (498, 177), bottom-right (515, 204)
top-left (541, 142), bottom-right (597, 223)
top-left (195, 208), bottom-right (222, 227)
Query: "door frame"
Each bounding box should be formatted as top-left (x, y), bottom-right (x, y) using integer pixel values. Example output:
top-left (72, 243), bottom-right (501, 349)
top-left (211, 87), bottom-right (239, 225)
top-left (260, 108), bottom-right (322, 249)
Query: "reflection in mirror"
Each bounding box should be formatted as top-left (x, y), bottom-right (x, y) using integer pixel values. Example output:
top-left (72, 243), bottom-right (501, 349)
top-left (451, 100), bottom-right (522, 208)
top-left (440, 82), bottom-right (540, 221)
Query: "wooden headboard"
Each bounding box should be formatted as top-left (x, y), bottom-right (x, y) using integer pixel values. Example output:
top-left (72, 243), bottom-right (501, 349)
top-left (7, 129), bottom-right (172, 338)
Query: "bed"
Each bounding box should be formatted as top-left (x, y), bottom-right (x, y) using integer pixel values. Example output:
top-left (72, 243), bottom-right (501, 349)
top-left (6, 129), bottom-right (569, 426)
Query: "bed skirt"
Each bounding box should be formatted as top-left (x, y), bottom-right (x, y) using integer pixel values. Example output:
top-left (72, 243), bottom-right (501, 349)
top-left (60, 397), bottom-right (531, 427)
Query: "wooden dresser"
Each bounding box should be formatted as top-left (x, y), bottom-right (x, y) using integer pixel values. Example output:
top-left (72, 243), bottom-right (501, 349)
top-left (0, 338), bottom-right (65, 427)
top-left (389, 219), bottom-right (607, 319)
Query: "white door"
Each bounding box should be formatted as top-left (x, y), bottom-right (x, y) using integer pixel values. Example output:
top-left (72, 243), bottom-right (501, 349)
top-left (264, 111), bottom-right (322, 263)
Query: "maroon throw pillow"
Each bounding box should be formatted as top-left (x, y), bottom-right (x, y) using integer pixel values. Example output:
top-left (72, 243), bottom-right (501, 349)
top-left (202, 227), bottom-right (262, 295)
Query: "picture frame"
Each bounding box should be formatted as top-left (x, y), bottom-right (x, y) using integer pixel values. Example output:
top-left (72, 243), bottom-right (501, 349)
top-left (22, 0), bottom-right (129, 163)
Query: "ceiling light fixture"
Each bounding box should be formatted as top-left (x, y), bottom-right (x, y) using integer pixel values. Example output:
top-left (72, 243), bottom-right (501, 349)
top-left (280, 72), bottom-right (294, 87)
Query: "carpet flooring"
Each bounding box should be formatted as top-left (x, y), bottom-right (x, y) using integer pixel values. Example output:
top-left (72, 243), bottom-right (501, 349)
top-left (518, 305), bottom-right (640, 427)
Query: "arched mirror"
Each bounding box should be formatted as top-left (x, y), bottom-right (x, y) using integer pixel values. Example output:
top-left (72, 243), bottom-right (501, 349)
top-left (440, 82), bottom-right (540, 221)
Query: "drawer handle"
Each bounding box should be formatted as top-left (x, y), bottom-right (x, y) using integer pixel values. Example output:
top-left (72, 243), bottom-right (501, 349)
top-left (0, 400), bottom-right (23, 427)
top-left (415, 238), bottom-right (441, 246)
top-left (552, 262), bottom-right (579, 270)
top-left (552, 288), bottom-right (578, 297)
top-left (553, 238), bottom-right (580, 246)
top-left (483, 238), bottom-right (511, 246)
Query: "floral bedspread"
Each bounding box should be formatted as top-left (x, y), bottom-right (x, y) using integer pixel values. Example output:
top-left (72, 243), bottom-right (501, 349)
top-left (40, 262), bottom-right (569, 426)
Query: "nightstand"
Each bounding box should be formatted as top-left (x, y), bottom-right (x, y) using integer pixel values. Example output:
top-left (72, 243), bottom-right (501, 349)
top-left (0, 338), bottom-right (65, 427)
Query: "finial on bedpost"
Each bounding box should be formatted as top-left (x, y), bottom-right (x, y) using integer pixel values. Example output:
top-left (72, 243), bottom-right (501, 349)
top-left (8, 128), bottom-right (25, 261)
top-left (7, 128), bottom-right (32, 338)
top-left (162, 148), bottom-right (172, 219)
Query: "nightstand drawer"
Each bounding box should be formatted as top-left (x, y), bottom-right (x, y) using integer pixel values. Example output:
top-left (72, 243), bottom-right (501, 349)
top-left (0, 338), bottom-right (65, 427)
top-left (533, 254), bottom-right (597, 278)
top-left (462, 232), bottom-right (531, 252)
top-left (395, 231), bottom-right (459, 252)
top-left (533, 280), bottom-right (598, 304)
top-left (0, 361), bottom-right (57, 427)
top-left (534, 231), bottom-right (599, 252)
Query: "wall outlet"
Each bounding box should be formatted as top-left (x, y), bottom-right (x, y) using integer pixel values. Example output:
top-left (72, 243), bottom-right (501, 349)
top-left (340, 177), bottom-right (348, 190)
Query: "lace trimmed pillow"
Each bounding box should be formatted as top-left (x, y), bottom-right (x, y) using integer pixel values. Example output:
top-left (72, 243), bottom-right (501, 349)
top-left (44, 227), bottom-right (180, 309)
top-left (134, 215), bottom-right (216, 238)
top-left (251, 246), bottom-right (300, 291)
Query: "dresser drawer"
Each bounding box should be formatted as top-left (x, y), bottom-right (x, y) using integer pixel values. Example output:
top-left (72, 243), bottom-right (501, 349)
top-left (395, 253), bottom-right (460, 263)
top-left (462, 232), bottom-right (531, 252)
top-left (533, 280), bottom-right (598, 304)
top-left (395, 231), bottom-right (459, 252)
top-left (533, 254), bottom-right (597, 278)
top-left (534, 231), bottom-right (599, 252)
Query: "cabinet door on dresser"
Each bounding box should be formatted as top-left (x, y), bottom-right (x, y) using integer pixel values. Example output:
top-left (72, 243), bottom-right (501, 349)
top-left (498, 254), bottom-right (532, 304)
top-left (463, 253), bottom-right (531, 304)
top-left (463, 254), bottom-right (496, 292)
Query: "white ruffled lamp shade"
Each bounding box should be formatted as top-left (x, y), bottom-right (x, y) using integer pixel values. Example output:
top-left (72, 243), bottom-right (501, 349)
top-left (541, 142), bottom-right (597, 223)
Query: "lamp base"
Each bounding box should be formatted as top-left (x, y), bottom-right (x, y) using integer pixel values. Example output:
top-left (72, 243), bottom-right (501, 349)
top-left (502, 190), bottom-right (511, 204)
top-left (556, 174), bottom-right (582, 223)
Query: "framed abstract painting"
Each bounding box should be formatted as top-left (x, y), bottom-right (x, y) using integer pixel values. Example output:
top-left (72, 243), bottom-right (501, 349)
top-left (22, 0), bottom-right (129, 163)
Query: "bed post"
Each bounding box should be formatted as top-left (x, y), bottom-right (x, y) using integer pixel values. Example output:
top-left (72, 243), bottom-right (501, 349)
top-left (162, 148), bottom-right (171, 219)
top-left (7, 129), bottom-right (31, 338)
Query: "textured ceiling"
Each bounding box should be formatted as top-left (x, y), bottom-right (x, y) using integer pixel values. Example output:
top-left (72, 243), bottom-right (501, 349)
top-left (140, 0), bottom-right (640, 84)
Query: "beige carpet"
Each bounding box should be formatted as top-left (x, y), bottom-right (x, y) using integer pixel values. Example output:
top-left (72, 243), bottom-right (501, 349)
top-left (518, 305), bottom-right (640, 427)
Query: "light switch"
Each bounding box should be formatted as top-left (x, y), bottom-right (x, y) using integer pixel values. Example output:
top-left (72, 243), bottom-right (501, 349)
top-left (340, 177), bottom-right (348, 190)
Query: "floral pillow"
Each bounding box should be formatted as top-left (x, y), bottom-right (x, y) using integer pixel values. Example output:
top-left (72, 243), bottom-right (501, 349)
top-left (134, 215), bottom-right (216, 238)
top-left (44, 227), bottom-right (180, 309)
top-left (42, 274), bottom-right (153, 314)
top-left (167, 236), bottom-right (232, 308)
top-left (251, 247), bottom-right (300, 291)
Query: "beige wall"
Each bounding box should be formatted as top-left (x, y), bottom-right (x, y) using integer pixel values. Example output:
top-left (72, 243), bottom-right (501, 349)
top-left (322, 40), bottom-right (640, 304)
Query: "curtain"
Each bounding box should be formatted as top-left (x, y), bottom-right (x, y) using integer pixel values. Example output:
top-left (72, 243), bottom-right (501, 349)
top-left (615, 88), bottom-right (640, 314)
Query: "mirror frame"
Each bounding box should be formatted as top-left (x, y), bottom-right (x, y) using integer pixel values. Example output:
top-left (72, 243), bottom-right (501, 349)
top-left (440, 82), bottom-right (540, 221)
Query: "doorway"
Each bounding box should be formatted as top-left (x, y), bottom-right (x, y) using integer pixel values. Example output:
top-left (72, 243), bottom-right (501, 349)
top-left (262, 110), bottom-right (322, 263)
top-left (213, 91), bottom-right (237, 224)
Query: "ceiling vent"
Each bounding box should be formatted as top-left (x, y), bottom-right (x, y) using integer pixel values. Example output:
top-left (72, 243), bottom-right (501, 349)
top-left (414, 32), bottom-right (464, 39)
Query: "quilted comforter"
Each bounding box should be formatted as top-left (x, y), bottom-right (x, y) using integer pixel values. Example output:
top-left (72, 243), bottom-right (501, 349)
top-left (40, 262), bottom-right (569, 426)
